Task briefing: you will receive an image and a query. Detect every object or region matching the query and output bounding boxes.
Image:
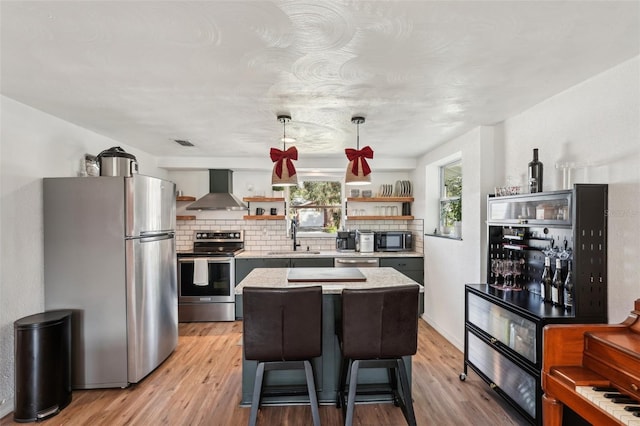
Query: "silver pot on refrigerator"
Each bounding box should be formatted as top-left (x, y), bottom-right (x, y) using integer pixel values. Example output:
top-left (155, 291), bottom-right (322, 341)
top-left (96, 146), bottom-right (139, 177)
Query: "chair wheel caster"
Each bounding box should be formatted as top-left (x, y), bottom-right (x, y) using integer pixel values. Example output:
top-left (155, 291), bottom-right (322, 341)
top-left (459, 373), bottom-right (467, 381)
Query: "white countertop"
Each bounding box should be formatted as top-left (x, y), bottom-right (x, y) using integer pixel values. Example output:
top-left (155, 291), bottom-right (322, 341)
top-left (235, 267), bottom-right (424, 295)
top-left (235, 250), bottom-right (423, 258)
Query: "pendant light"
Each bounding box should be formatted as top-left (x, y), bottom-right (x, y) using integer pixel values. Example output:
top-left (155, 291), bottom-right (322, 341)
top-left (271, 114), bottom-right (298, 187)
top-left (345, 116), bottom-right (373, 185)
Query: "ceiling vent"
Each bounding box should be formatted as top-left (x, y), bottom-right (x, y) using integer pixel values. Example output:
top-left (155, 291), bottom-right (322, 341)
top-left (174, 139), bottom-right (194, 147)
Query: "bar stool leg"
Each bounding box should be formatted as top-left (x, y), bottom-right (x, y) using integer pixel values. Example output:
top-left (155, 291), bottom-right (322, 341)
top-left (345, 360), bottom-right (360, 426)
top-left (396, 358), bottom-right (417, 426)
top-left (249, 362), bottom-right (265, 426)
top-left (387, 367), bottom-right (400, 406)
top-left (336, 357), bottom-right (348, 408)
top-left (303, 360), bottom-right (321, 426)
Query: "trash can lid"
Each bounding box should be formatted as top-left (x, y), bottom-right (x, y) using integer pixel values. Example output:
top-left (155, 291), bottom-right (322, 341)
top-left (14, 310), bottom-right (72, 329)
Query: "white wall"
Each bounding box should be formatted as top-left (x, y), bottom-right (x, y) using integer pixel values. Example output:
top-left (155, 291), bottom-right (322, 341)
top-left (502, 56), bottom-right (640, 324)
top-left (0, 96), bottom-right (168, 417)
top-left (416, 56), bottom-right (640, 351)
top-left (412, 127), bottom-right (497, 348)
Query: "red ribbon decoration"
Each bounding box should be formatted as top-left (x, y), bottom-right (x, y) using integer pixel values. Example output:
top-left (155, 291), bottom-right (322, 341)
top-left (345, 146), bottom-right (374, 176)
top-left (270, 146), bottom-right (298, 178)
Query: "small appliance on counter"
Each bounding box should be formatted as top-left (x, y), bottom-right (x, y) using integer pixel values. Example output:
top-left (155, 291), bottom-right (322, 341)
top-left (336, 231), bottom-right (357, 252)
top-left (375, 231), bottom-right (413, 252)
top-left (356, 230), bottom-right (375, 253)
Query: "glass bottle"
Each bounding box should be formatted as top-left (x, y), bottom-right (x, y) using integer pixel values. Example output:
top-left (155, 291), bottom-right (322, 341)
top-left (551, 259), bottom-right (563, 306)
top-left (528, 148), bottom-right (543, 193)
top-left (541, 256), bottom-right (552, 302)
top-left (563, 261), bottom-right (574, 311)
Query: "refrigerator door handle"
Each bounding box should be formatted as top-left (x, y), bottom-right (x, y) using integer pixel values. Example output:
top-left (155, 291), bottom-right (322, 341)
top-left (139, 230), bottom-right (175, 237)
top-left (132, 232), bottom-right (175, 243)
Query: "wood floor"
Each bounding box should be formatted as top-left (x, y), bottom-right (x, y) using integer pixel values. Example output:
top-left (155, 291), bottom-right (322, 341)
top-left (1, 320), bottom-right (528, 426)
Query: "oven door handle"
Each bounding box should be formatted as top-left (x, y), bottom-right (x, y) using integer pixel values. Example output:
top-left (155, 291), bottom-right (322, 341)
top-left (178, 257), bottom-right (233, 262)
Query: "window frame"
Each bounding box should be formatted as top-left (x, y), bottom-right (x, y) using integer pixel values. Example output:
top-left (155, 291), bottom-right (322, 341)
top-left (287, 174), bottom-right (344, 237)
top-left (439, 160), bottom-right (462, 234)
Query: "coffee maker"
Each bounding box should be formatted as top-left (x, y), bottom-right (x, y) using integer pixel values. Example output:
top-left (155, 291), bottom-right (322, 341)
top-left (336, 231), bottom-right (356, 251)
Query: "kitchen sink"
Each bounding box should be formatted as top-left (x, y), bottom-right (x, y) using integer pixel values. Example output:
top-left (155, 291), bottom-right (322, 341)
top-left (267, 251), bottom-right (321, 255)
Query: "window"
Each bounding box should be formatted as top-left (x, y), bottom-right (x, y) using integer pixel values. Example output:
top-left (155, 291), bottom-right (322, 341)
top-left (288, 180), bottom-right (342, 234)
top-left (440, 161), bottom-right (462, 233)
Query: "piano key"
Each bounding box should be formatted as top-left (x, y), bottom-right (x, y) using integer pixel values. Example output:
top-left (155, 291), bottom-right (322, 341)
top-left (593, 386), bottom-right (620, 392)
top-left (604, 392), bottom-right (626, 398)
top-left (576, 386), bottom-right (640, 425)
top-left (626, 407), bottom-right (640, 412)
top-left (614, 398), bottom-right (640, 404)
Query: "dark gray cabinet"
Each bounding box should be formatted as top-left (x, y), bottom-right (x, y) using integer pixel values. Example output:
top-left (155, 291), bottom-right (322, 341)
top-left (379, 257), bottom-right (424, 314)
top-left (379, 257), bottom-right (424, 284)
top-left (235, 257), bottom-right (334, 285)
top-left (290, 257), bottom-right (334, 268)
top-left (234, 257), bottom-right (334, 318)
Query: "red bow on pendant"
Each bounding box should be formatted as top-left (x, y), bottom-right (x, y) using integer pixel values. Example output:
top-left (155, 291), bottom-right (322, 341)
top-left (270, 146), bottom-right (298, 178)
top-left (345, 146), bottom-right (374, 176)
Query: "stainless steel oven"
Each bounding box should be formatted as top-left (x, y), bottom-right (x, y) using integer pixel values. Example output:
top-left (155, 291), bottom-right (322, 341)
top-left (177, 231), bottom-right (243, 322)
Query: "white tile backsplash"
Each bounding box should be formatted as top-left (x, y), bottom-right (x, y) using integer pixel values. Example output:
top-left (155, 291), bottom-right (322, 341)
top-left (176, 218), bottom-right (423, 253)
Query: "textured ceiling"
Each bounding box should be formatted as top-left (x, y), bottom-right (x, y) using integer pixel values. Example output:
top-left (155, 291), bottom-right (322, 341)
top-left (1, 1), bottom-right (639, 162)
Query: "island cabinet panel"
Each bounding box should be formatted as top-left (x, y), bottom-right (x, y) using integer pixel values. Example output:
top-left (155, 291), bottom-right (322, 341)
top-left (234, 257), bottom-right (333, 318)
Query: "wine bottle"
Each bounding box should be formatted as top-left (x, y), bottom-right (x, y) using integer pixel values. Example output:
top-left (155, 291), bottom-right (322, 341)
top-left (551, 259), bottom-right (563, 306)
top-left (563, 260), bottom-right (574, 311)
top-left (541, 256), bottom-right (552, 302)
top-left (528, 148), bottom-right (543, 193)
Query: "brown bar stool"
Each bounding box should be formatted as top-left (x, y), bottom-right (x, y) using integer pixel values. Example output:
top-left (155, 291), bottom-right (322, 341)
top-left (243, 286), bottom-right (322, 426)
top-left (337, 285), bottom-right (419, 426)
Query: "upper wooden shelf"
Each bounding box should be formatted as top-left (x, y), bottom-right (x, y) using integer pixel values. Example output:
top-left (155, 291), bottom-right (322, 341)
top-left (243, 215), bottom-right (285, 220)
top-left (176, 215), bottom-right (196, 221)
top-left (243, 197), bottom-right (285, 202)
top-left (176, 196), bottom-right (196, 202)
top-left (347, 197), bottom-right (414, 202)
top-left (347, 215), bottom-right (414, 220)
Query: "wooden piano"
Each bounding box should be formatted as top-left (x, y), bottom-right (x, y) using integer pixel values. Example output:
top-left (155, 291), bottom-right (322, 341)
top-left (542, 299), bottom-right (640, 426)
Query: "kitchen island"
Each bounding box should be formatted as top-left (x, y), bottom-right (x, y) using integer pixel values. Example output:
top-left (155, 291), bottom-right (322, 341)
top-left (236, 267), bottom-right (423, 406)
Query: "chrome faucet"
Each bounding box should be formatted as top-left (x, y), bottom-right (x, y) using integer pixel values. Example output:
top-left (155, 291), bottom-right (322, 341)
top-left (291, 218), bottom-right (301, 251)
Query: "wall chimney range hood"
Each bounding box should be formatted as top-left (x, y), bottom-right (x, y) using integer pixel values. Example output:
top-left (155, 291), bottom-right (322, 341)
top-left (186, 170), bottom-right (247, 211)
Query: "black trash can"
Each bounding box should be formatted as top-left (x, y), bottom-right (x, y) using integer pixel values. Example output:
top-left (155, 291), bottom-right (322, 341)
top-left (14, 310), bottom-right (72, 423)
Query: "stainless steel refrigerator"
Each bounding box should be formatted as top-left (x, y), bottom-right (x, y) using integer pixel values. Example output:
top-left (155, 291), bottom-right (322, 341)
top-left (43, 175), bottom-right (177, 389)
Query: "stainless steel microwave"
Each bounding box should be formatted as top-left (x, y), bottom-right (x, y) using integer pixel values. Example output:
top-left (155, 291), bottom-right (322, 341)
top-left (374, 231), bottom-right (412, 252)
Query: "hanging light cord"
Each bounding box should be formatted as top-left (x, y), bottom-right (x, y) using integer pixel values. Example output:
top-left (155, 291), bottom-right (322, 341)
top-left (282, 119), bottom-right (287, 150)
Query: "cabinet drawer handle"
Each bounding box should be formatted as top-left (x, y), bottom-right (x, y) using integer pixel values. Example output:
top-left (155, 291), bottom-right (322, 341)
top-left (632, 383), bottom-right (639, 392)
top-left (490, 337), bottom-right (498, 344)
